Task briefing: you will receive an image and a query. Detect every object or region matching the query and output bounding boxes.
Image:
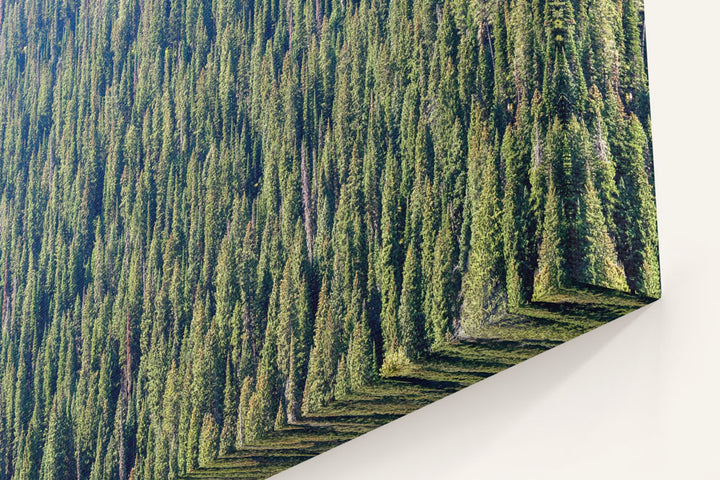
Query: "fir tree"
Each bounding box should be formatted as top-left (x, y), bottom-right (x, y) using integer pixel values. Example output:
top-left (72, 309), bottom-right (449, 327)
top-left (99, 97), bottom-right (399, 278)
top-left (398, 240), bottom-right (425, 360)
top-left (198, 414), bottom-right (220, 467)
top-left (0, 0), bottom-right (659, 476)
top-left (462, 120), bottom-right (506, 333)
top-left (302, 282), bottom-right (339, 414)
top-left (615, 115), bottom-right (660, 297)
top-left (428, 211), bottom-right (457, 348)
top-left (534, 180), bottom-right (565, 298)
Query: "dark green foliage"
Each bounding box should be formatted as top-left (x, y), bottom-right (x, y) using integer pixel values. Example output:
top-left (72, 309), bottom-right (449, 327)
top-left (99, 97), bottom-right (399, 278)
top-left (198, 414), bottom-right (220, 467)
top-left (379, 153), bottom-right (402, 354)
top-left (347, 307), bottom-right (376, 390)
top-left (614, 115), bottom-right (661, 297)
top-left (245, 288), bottom-right (281, 444)
top-left (501, 114), bottom-right (536, 307)
top-left (461, 113), bottom-right (506, 334)
top-left (302, 282), bottom-right (338, 414)
top-left (0, 0), bottom-right (658, 478)
top-left (39, 399), bottom-right (73, 480)
top-left (398, 240), bottom-right (425, 360)
top-left (428, 212), bottom-right (459, 349)
top-left (534, 181), bottom-right (566, 298)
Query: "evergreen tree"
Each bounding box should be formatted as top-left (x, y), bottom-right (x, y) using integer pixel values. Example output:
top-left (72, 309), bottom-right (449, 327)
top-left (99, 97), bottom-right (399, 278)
top-left (347, 305), bottom-right (376, 390)
top-left (462, 120), bottom-right (506, 333)
top-left (534, 180), bottom-right (565, 298)
top-left (302, 281), bottom-right (339, 414)
top-left (39, 398), bottom-right (73, 480)
top-left (379, 153), bottom-right (401, 354)
top-left (579, 169), bottom-right (628, 291)
top-left (614, 115), bottom-right (660, 297)
top-left (198, 414), bottom-right (220, 467)
top-left (245, 287), bottom-right (281, 443)
top-left (501, 113), bottom-right (535, 307)
top-left (0, 0), bottom-right (659, 476)
top-left (428, 211), bottom-right (458, 348)
top-left (398, 239), bottom-right (425, 360)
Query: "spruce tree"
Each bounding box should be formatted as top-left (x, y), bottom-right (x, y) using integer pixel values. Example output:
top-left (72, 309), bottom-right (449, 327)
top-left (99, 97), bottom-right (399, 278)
top-left (302, 281), bottom-right (339, 414)
top-left (39, 398), bottom-right (73, 480)
top-left (428, 211), bottom-right (457, 348)
top-left (614, 115), bottom-right (660, 297)
top-left (379, 153), bottom-right (401, 354)
top-left (245, 287), bottom-right (281, 443)
top-left (501, 116), bottom-right (535, 307)
top-left (579, 169), bottom-right (628, 291)
top-left (198, 414), bottom-right (220, 467)
top-left (397, 239), bottom-right (425, 360)
top-left (534, 180), bottom-right (565, 298)
top-left (0, 0), bottom-right (659, 475)
top-left (462, 120), bottom-right (506, 333)
top-left (347, 305), bottom-right (376, 390)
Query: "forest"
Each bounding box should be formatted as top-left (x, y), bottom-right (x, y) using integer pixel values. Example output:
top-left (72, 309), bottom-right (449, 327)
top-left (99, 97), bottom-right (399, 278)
top-left (0, 0), bottom-right (659, 478)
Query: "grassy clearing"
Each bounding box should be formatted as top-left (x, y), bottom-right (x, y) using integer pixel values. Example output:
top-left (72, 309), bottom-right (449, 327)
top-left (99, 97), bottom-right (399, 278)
top-left (184, 286), bottom-right (654, 480)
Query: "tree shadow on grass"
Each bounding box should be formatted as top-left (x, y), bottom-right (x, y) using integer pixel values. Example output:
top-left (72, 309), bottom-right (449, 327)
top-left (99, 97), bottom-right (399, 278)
top-left (184, 286), bottom-right (654, 480)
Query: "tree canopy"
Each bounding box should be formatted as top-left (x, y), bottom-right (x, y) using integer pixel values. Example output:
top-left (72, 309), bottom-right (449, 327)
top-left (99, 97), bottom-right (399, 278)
top-left (0, 0), bottom-right (659, 478)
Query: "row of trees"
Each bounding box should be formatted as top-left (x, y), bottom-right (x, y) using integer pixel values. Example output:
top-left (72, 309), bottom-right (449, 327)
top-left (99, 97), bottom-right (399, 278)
top-left (0, 0), bottom-right (659, 478)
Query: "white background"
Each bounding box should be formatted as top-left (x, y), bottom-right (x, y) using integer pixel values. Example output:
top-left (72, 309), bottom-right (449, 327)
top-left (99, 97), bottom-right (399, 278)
top-left (275, 0), bottom-right (720, 478)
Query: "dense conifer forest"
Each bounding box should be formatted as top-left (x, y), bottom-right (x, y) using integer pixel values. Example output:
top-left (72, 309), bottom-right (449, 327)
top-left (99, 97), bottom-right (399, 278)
top-left (0, 0), bottom-right (659, 477)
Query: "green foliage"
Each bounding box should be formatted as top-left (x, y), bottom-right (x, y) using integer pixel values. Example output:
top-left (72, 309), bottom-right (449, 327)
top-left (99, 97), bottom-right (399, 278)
top-left (534, 182), bottom-right (566, 298)
top-left (462, 116), bottom-right (507, 334)
top-left (198, 414), bottom-right (220, 467)
top-left (398, 240), bottom-right (426, 360)
top-left (186, 287), bottom-right (652, 480)
top-left (428, 212), bottom-right (458, 349)
top-left (39, 398), bottom-right (73, 480)
top-left (379, 153), bottom-right (402, 354)
top-left (245, 289), bottom-right (281, 444)
top-left (302, 282), bottom-right (338, 414)
top-left (379, 348), bottom-right (414, 378)
top-left (579, 172), bottom-right (628, 292)
top-left (614, 115), bottom-right (661, 297)
top-left (0, 0), bottom-right (658, 477)
top-left (347, 308), bottom-right (376, 390)
top-left (501, 118), bottom-right (535, 308)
